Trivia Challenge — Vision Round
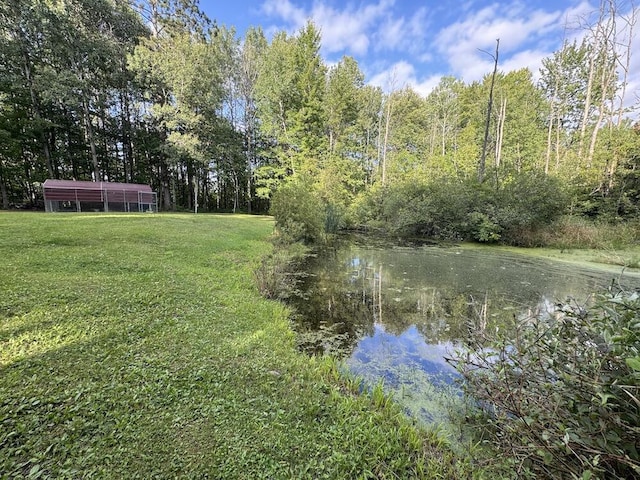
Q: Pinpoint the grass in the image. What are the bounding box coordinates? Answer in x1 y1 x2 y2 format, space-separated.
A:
0 212 475 479
497 216 640 272
510 216 640 267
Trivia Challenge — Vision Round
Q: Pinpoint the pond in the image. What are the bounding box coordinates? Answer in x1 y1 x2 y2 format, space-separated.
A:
286 236 640 436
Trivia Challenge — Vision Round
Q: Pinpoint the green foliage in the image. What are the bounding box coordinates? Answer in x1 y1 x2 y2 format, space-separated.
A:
452 288 640 479
348 183 386 228
270 175 327 244
254 241 309 300
1 0 638 224
467 211 502 242
377 173 568 244
494 172 569 243
520 215 640 251
255 21 327 179
381 177 470 239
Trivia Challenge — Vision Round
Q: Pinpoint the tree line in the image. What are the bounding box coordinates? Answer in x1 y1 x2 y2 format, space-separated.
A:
1 0 639 225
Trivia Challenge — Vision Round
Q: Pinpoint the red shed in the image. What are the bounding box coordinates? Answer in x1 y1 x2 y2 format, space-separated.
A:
43 180 157 213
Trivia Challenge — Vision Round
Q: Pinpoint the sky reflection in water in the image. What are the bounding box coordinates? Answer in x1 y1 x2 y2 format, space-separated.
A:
347 324 458 386
289 241 640 428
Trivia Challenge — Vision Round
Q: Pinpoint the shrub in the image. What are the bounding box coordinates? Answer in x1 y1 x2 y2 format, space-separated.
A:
378 173 568 244
467 211 502 242
381 178 474 239
451 288 640 479
348 183 386 229
496 173 569 244
270 175 327 244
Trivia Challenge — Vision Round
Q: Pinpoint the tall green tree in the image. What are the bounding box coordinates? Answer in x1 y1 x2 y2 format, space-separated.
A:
0 0 146 203
325 56 363 155
255 21 326 196
129 0 220 209
1 0 60 181
319 56 369 218
492 69 547 179
425 76 465 176
237 27 267 212
384 87 429 184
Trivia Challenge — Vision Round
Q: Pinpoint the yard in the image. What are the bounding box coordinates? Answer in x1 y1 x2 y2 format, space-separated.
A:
0 213 468 479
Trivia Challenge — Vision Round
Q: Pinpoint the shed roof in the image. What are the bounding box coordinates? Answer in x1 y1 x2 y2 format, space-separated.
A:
43 179 152 193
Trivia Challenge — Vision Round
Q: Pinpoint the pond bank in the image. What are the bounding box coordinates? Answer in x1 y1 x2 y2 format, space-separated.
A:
496 243 640 271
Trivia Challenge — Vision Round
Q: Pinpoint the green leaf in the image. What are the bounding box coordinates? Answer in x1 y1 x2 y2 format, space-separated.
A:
625 357 640 372
28 464 41 478
597 392 616 406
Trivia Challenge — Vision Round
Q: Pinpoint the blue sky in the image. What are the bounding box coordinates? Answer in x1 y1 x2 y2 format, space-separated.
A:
200 0 639 97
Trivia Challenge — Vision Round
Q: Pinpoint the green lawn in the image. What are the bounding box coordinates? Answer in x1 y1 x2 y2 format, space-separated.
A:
0 212 470 479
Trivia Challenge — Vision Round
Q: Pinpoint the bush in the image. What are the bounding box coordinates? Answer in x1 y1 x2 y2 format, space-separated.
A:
378 173 568 244
381 178 474 239
270 175 327 244
451 288 640 479
348 183 386 229
496 173 569 244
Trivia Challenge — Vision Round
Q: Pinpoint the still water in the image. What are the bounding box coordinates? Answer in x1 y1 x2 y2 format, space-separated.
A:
287 237 640 430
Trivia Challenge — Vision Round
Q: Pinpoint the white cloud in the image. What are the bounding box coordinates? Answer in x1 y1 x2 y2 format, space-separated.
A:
311 1 390 56
500 48 552 81
378 17 405 51
373 5 432 55
257 0 640 114
260 0 306 28
433 3 567 82
369 61 442 96
260 0 395 56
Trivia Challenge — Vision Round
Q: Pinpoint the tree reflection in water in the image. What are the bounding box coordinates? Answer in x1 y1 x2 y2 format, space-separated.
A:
285 237 640 431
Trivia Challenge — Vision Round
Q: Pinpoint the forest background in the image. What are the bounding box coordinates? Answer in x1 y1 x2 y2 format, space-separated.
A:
1 0 639 244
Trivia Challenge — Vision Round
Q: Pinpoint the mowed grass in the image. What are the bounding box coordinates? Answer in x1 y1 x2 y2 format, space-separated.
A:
0 212 469 479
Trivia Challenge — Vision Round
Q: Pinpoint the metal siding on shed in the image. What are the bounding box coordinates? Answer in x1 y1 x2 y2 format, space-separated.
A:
43 180 155 207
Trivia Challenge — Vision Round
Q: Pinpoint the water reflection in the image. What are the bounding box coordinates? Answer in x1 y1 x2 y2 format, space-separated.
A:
348 324 458 386
287 238 640 429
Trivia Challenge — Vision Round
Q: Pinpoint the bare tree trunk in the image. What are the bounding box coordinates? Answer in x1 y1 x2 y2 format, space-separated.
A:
495 97 506 169
376 103 383 180
479 39 499 183
587 55 616 168
120 90 135 183
0 161 9 209
233 171 239 213
578 51 596 159
82 96 100 181
616 5 636 125
21 51 54 178
545 39 565 175
545 114 553 175
608 2 637 190
193 171 199 214
381 93 392 186
428 121 436 156
160 163 171 210
202 174 209 211
587 1 617 169
555 119 561 171
578 1 612 159
244 105 255 213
